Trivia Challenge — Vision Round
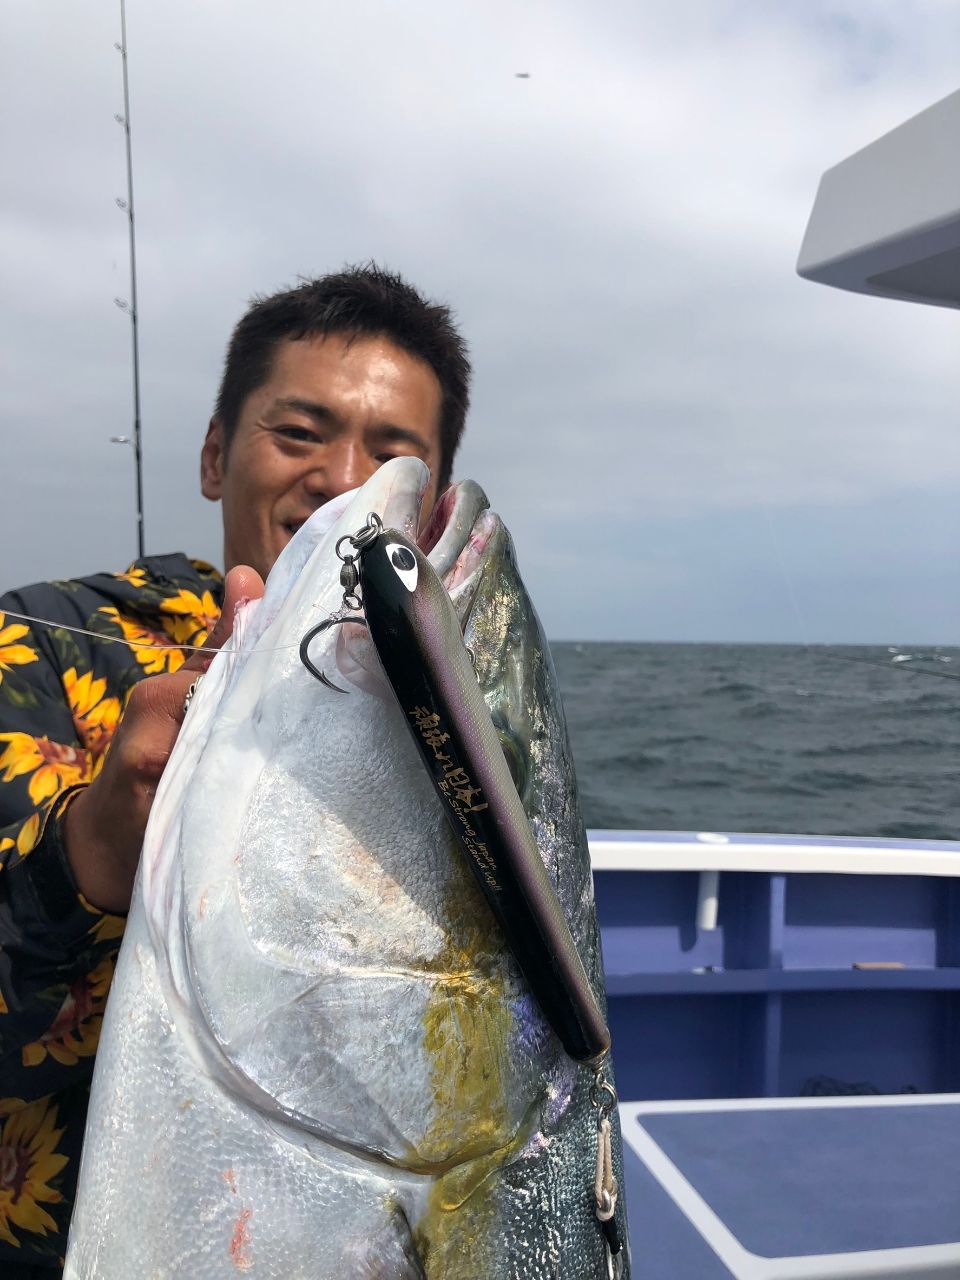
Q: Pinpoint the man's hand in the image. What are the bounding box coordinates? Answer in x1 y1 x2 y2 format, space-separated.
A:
63 566 265 914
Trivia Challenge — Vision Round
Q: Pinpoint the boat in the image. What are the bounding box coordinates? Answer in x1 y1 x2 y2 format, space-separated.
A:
591 831 960 1102
609 87 960 1276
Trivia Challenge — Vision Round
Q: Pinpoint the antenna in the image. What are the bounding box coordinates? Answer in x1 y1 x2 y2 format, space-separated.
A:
114 0 145 559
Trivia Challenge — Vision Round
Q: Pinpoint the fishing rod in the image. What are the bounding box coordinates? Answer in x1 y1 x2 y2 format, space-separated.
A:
112 0 145 559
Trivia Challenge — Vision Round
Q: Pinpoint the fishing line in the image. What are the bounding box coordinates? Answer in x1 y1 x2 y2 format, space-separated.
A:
759 501 811 648
0 609 302 656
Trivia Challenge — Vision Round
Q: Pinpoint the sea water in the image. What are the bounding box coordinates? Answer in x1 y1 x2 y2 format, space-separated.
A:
552 643 959 840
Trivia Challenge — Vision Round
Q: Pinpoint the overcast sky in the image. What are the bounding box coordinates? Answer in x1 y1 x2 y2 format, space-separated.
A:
2 0 958 642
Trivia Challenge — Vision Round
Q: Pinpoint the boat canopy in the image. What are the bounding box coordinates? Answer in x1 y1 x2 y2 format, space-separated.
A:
797 88 960 309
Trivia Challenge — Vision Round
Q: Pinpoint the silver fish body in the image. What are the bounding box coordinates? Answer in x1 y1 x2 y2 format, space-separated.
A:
64 458 628 1279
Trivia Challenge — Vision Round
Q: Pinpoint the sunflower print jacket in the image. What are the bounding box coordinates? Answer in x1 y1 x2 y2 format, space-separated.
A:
0 554 222 1275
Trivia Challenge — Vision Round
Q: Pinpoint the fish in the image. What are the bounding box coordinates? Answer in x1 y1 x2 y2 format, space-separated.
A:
64 456 629 1278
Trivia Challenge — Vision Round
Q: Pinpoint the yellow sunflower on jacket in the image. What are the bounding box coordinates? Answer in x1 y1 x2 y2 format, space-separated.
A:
0 553 222 1271
0 1096 69 1250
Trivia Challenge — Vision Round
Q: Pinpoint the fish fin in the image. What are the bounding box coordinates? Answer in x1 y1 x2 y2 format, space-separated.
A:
344 1202 427 1280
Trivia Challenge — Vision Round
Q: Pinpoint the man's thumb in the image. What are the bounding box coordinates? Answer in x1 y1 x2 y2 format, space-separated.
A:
181 565 266 674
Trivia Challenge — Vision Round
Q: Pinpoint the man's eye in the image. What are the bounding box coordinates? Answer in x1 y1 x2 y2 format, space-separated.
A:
275 426 321 444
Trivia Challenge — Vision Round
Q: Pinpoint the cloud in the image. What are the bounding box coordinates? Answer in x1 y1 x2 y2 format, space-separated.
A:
2 0 958 640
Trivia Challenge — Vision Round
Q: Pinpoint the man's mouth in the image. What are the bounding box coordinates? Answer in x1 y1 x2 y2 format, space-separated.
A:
281 519 307 540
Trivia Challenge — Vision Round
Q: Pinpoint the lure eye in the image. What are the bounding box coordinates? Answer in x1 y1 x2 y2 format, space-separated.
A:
386 541 419 592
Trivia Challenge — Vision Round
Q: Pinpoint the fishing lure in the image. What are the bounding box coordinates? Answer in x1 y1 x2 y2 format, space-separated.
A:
302 513 610 1064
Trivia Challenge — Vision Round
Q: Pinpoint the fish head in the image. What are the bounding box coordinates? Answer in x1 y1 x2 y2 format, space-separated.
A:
295 466 493 696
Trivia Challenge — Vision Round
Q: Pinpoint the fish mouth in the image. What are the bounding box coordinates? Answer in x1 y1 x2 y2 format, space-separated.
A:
326 465 504 619
417 484 458 554
292 461 497 696
329 461 493 580
416 479 493 585
275 461 492 587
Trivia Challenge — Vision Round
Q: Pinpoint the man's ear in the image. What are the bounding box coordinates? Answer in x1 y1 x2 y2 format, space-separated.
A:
200 418 226 500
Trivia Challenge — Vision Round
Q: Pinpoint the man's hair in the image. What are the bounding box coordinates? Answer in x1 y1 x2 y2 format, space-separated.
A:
214 264 470 490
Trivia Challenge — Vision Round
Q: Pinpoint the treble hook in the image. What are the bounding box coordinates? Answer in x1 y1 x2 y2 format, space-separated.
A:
299 614 368 694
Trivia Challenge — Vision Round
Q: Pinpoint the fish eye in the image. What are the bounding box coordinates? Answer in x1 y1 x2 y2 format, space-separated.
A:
386 541 418 591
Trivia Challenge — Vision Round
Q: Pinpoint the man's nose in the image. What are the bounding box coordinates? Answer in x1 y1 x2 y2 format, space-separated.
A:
309 438 377 498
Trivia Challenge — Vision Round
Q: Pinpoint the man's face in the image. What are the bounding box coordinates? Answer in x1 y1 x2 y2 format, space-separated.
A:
201 332 444 580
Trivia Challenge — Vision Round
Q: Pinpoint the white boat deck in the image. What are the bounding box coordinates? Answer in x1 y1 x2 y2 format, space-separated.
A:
620 1093 960 1277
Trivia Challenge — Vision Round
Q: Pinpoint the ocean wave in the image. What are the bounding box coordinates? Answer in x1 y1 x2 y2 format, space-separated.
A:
794 738 943 759
554 642 958 840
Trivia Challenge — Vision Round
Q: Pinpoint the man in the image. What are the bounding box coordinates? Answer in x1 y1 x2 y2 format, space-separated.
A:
0 264 470 1272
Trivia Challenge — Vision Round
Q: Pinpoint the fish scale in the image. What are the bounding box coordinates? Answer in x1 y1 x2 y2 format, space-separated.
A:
64 458 629 1278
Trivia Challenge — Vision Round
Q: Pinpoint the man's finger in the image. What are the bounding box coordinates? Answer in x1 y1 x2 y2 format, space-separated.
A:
181 565 266 674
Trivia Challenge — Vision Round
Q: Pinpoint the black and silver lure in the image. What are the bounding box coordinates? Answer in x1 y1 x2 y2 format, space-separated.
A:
300 513 611 1067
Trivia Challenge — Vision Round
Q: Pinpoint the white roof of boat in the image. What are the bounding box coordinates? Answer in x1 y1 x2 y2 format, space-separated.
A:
588 830 960 877
797 88 960 308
